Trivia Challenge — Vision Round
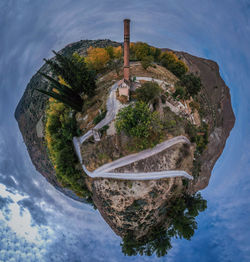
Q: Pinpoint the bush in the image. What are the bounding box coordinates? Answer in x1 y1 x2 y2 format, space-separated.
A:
173 85 186 100
135 81 162 103
179 73 202 97
121 193 207 257
160 51 188 78
141 56 154 69
130 42 161 62
93 110 107 125
85 46 110 71
45 99 91 199
115 101 163 148
131 42 151 60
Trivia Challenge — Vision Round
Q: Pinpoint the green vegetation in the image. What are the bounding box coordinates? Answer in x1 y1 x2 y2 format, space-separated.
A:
36 51 96 111
86 46 122 72
130 42 188 77
130 42 161 62
141 56 154 69
185 122 208 153
173 85 186 100
135 82 162 103
160 51 188 78
115 102 163 149
93 110 107 125
121 193 207 257
45 99 92 200
180 73 202 97
173 73 202 99
185 122 209 179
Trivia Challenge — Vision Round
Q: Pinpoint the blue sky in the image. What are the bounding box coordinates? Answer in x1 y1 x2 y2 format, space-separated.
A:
0 0 250 261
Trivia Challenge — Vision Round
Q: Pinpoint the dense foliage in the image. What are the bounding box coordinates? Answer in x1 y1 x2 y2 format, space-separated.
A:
121 193 207 257
45 99 91 199
130 42 161 62
130 42 188 78
37 51 97 111
135 81 162 103
160 51 188 78
115 102 163 149
86 46 122 72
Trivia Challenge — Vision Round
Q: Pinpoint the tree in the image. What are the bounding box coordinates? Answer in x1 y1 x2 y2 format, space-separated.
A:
135 81 162 103
44 99 93 200
113 46 122 59
37 51 97 111
133 42 151 60
44 50 96 97
121 193 207 257
115 101 162 149
179 73 202 97
85 46 110 71
141 56 154 70
35 88 82 112
107 58 123 76
115 101 162 139
160 51 188 78
173 85 186 100
105 46 114 59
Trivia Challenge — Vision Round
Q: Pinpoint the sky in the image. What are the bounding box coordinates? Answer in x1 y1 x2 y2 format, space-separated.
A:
0 0 250 261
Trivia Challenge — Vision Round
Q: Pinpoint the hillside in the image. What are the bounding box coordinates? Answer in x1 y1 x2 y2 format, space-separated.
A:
14 39 235 255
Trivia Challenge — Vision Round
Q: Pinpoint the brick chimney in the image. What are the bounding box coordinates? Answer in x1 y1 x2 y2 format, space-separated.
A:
123 19 130 82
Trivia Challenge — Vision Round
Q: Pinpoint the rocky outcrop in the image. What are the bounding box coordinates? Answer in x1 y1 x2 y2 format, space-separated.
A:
174 51 235 192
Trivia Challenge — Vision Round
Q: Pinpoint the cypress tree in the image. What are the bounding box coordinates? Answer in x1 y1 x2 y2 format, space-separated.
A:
36 88 82 111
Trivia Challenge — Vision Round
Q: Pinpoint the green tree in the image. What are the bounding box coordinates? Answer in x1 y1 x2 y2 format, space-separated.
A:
45 50 96 97
141 55 154 70
121 193 207 257
173 85 186 100
133 42 151 60
179 73 202 97
135 81 162 103
115 101 162 139
160 51 188 78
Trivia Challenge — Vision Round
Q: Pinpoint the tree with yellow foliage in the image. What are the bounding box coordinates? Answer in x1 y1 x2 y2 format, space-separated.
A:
85 46 110 71
160 51 188 78
113 46 122 59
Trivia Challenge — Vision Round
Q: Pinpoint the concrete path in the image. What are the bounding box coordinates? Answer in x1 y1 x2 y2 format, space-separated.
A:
73 78 193 181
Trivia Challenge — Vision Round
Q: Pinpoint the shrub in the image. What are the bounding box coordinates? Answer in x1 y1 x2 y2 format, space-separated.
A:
93 110 107 125
45 99 91 199
130 42 161 61
160 51 188 78
173 85 186 100
135 81 162 103
179 73 202 97
115 101 163 148
141 56 154 69
85 46 110 71
121 193 207 257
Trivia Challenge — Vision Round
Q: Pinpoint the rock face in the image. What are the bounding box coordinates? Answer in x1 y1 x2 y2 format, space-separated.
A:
15 40 235 238
174 51 235 192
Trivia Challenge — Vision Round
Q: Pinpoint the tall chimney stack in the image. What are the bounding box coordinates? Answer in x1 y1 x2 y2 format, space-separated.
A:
123 19 130 82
